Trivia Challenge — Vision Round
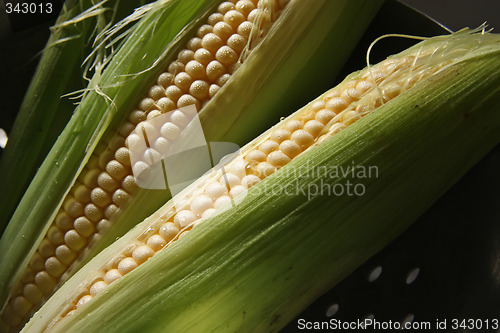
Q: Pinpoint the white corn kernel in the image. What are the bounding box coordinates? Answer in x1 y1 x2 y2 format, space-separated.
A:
189 80 210 100
63 197 84 218
106 160 128 180
23 284 43 305
206 60 226 82
267 150 291 167
190 195 214 216
214 196 232 209
11 296 32 317
177 94 200 110
84 203 103 222
96 219 112 234
219 172 240 188
208 13 224 25
132 245 155 264
245 149 266 163
104 204 118 220
55 211 73 231
90 188 112 208
256 162 276 178
224 10 245 29
237 21 252 39
45 257 66 278
229 185 246 197
74 217 95 238
259 140 279 154
227 34 247 53
315 109 336 125
310 100 325 112
170 110 191 128
304 120 325 137
97 172 119 192
241 174 261 188
325 97 349 113
174 72 193 91
194 48 214 66
89 281 108 297
55 245 77 265
103 269 122 284
235 0 255 15
117 257 138 275
202 33 224 53
47 226 64 245
166 85 183 102
202 208 216 220
76 295 92 309
270 129 291 143
174 210 197 228
112 189 130 206
159 222 180 242
213 21 234 41
34 271 56 294
38 239 55 259
74 184 91 204
147 234 167 251
186 37 202 51
64 230 87 251
29 253 44 271
206 182 229 199
218 1 235 14
157 72 174 88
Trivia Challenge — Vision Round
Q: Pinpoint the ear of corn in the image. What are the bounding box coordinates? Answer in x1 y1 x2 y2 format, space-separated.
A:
22 29 500 332
0 0 384 330
84 0 385 262
0 0 149 233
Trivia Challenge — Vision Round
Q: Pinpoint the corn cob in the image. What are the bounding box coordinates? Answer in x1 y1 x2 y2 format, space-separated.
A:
0 0 384 331
23 29 500 332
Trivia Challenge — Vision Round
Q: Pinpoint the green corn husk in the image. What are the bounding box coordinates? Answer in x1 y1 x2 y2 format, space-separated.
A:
0 0 149 233
0 0 384 328
24 30 500 332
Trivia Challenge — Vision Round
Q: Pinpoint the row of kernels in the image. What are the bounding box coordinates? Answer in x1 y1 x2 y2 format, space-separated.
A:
74 220 182 309
7 139 133 320
243 90 358 177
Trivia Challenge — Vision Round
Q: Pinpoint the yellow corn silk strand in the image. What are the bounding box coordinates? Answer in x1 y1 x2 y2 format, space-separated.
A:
0 0 289 331
52 33 463 326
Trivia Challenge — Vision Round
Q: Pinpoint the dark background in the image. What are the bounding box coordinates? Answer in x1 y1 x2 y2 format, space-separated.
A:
402 0 500 31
